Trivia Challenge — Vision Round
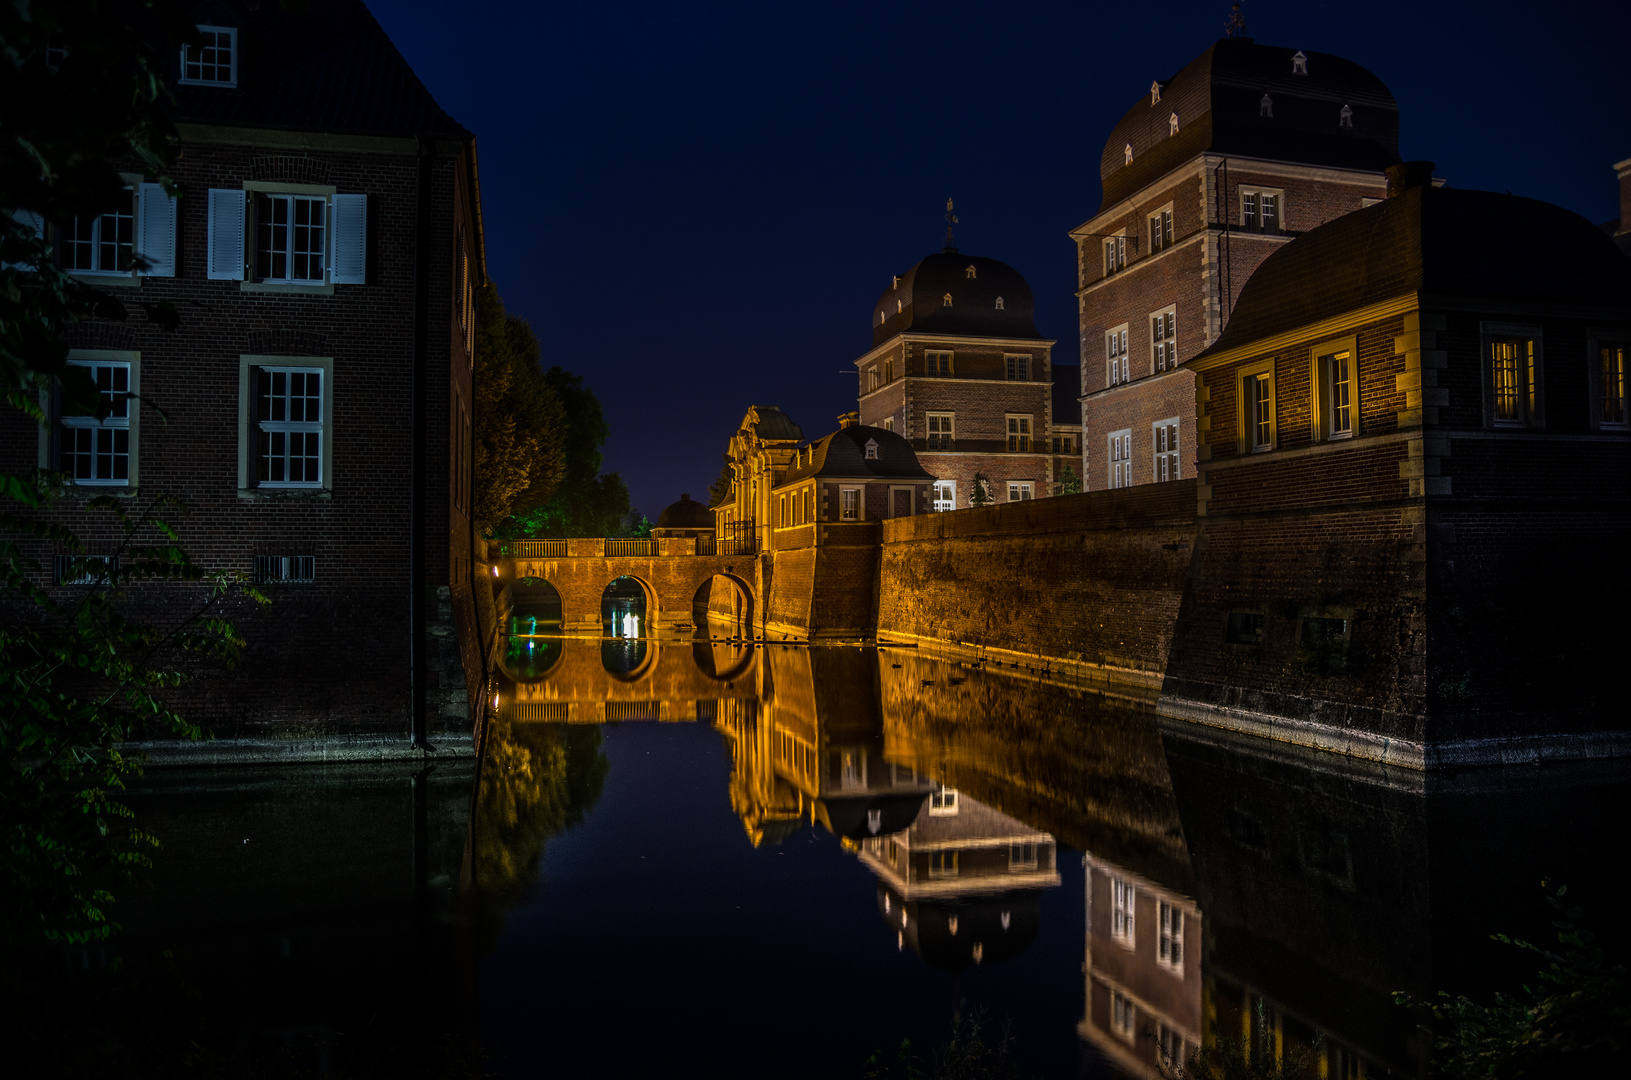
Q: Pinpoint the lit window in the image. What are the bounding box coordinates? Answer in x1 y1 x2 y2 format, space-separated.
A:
1111 877 1135 944
1151 309 1177 370
1153 418 1179 481
1241 188 1282 233
1318 348 1356 439
1106 325 1130 386
1158 901 1184 972
1103 235 1126 275
1489 334 1541 428
59 360 132 486
926 350 953 375
1243 369 1274 451
254 194 326 283
1005 356 1030 381
932 480 956 511
180 26 238 87
881 417 893 433
942 292 952 307
1007 481 1033 501
1006 415 1031 452
926 412 954 450
1599 341 1628 428
1149 208 1173 253
929 851 959 877
840 487 860 521
1108 429 1133 488
254 556 316 585
61 191 134 275
255 367 324 487
929 785 958 815
1158 1026 1185 1071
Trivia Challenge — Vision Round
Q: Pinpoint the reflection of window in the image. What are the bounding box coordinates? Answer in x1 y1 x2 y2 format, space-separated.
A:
926 412 954 450
929 851 959 877
1006 415 1031 452
1109 429 1132 488
59 360 132 486
1158 1025 1185 1070
929 786 958 815
932 480 956 512
1158 902 1184 972
1009 842 1037 869
840 487 860 521
1111 992 1135 1040
1111 877 1135 944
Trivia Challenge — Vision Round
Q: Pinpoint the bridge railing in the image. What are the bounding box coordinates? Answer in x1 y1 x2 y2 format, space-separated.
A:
604 538 658 557
698 536 756 556
501 539 568 559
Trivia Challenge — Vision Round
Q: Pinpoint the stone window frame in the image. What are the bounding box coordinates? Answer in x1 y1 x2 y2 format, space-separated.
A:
1148 203 1175 254
1150 305 1177 373
1004 354 1032 381
1103 232 1127 276
1480 321 1545 429
1308 334 1359 442
1238 358 1277 453
1586 329 1628 431
1239 185 1285 234
925 350 954 376
888 484 918 517
1152 416 1180 481
1110 876 1136 947
179 25 238 88
1005 480 1034 502
1005 413 1032 452
839 485 862 521
1157 900 1185 975
1111 992 1136 1041
41 350 142 490
931 479 956 511
1106 323 1130 386
237 354 334 495
1108 427 1133 488
925 411 954 450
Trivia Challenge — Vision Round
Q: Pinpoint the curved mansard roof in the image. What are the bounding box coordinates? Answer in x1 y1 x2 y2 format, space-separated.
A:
871 252 1044 346
779 425 933 486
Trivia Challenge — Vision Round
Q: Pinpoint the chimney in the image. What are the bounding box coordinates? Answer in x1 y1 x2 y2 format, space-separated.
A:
1385 160 1436 198
837 411 859 429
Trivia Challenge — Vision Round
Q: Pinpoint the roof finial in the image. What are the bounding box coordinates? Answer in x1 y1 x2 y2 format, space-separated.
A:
1224 1 1248 38
943 197 959 253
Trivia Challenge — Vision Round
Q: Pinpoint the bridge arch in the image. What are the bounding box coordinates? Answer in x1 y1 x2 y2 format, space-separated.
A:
693 572 755 638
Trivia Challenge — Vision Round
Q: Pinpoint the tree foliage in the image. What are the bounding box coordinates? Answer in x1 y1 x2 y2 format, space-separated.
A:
471 285 566 533
497 367 631 538
968 472 994 507
1055 463 1081 496
706 453 734 508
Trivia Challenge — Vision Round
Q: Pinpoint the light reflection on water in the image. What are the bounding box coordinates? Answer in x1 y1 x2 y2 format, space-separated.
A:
102 630 1630 1078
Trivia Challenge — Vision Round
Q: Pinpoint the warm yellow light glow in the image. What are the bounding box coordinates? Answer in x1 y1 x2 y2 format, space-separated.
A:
492 693 500 709
491 565 499 577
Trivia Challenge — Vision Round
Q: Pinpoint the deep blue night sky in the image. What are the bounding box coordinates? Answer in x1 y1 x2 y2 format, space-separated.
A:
369 0 1630 518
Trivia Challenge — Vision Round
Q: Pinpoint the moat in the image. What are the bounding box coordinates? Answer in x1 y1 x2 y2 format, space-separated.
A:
86 632 1629 1077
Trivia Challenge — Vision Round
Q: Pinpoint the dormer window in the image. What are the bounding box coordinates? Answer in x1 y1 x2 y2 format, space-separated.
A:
995 297 1005 310
965 265 977 279
1169 111 1180 136
1339 104 1353 129
180 26 238 87
1124 143 1134 165
1150 80 1161 105
896 298 903 313
942 293 952 307
864 439 879 460
1259 94 1273 118
1292 51 1308 76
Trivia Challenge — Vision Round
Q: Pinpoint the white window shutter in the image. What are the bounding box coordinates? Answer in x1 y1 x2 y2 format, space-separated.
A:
329 194 367 284
207 188 245 280
136 182 177 277
4 208 46 270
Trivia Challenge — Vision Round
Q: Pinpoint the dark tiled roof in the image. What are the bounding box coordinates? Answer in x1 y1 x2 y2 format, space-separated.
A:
165 0 469 138
656 495 713 529
742 406 803 443
780 426 933 486
1050 365 1081 426
1200 185 1631 358
1099 38 1399 211
872 253 1045 347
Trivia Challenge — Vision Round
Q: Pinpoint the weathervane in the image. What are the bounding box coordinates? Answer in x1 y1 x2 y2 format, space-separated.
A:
943 197 959 252
1224 2 1248 38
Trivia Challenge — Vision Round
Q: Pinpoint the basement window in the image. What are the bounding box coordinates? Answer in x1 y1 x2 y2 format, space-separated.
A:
1224 611 1263 644
54 554 118 586
255 555 316 584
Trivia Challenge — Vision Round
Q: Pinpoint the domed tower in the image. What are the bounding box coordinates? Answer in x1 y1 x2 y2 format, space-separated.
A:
650 493 714 539
1070 37 1402 496
855 246 1058 509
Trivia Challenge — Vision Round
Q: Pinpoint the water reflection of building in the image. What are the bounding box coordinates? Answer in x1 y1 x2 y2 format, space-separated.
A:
860 789 1060 972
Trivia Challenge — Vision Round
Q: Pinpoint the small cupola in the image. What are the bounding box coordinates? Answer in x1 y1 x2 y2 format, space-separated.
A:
837 411 859 429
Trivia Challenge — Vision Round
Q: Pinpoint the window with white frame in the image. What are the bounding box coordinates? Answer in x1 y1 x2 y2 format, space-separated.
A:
840 487 860 521
1598 340 1628 428
254 194 325 283
1005 355 1030 381
1153 418 1179 481
1111 877 1135 944
254 556 316 585
1006 415 1031 452
1007 481 1033 502
1106 325 1130 385
1486 329 1542 428
180 26 238 87
61 191 133 275
1149 207 1173 253
1242 364 1275 451
994 296 1005 310
59 360 133 485
1158 901 1184 972
1108 429 1133 488
1317 347 1357 439
254 367 324 487
929 786 958 815
932 480 956 511
864 439 879 460
867 367 879 393
925 350 953 376
926 412 954 450
1111 993 1135 1041
1241 187 1283 234
929 851 959 877
1103 235 1126 276
208 188 365 285
1151 308 1177 371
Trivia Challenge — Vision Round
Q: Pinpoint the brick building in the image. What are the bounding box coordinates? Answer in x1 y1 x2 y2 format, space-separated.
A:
2 1 484 748
1072 38 1400 497
855 250 1057 507
1162 162 1631 764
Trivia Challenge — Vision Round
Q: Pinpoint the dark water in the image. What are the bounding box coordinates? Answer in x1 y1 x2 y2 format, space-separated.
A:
72 635 1631 1078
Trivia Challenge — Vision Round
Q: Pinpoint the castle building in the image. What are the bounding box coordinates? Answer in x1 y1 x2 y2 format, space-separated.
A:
2 1 484 747
855 250 1057 507
1073 38 1401 496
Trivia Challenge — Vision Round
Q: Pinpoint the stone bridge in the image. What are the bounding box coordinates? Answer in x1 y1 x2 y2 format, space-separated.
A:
492 537 760 635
